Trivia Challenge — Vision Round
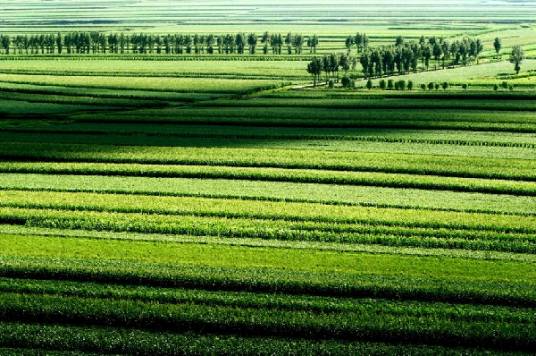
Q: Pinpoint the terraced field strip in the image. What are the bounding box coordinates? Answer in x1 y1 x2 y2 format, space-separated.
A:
2 143 534 180
4 123 536 147
71 106 536 132
0 189 535 253
0 161 535 196
0 74 288 94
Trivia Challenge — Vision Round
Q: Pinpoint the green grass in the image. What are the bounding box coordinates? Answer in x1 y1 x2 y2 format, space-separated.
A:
0 59 309 79
0 73 286 94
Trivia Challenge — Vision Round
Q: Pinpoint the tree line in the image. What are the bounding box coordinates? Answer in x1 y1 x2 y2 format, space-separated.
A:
358 36 485 78
307 36 486 86
0 32 320 55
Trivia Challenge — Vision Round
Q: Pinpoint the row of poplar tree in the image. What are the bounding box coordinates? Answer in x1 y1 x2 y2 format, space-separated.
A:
307 35 487 84
0 32 320 55
358 36 485 78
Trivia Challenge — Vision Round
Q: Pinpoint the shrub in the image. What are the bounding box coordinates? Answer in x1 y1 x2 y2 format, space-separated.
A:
366 79 373 90
428 82 435 90
462 83 468 90
442 82 449 90
493 84 499 91
434 83 440 90
387 79 394 90
420 84 427 90
379 79 387 90
407 81 414 91
509 85 514 91
341 76 354 89
398 80 406 91
501 81 508 89
328 80 335 89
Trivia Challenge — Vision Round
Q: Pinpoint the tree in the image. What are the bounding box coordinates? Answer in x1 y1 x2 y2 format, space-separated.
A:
359 53 370 78
420 83 426 90
387 79 394 90
432 43 443 69
423 46 432 70
292 34 304 54
407 80 414 91
354 33 363 53
476 39 484 63
442 82 449 90
307 57 323 86
247 33 257 54
285 33 293 54
494 37 502 58
235 33 245 54
366 79 373 90
261 32 270 54
441 40 450 68
56 33 63 54
428 82 435 90
339 54 351 75
310 35 319 54
206 34 215 54
328 53 340 81
510 46 524 74
345 36 354 53
1 35 10 54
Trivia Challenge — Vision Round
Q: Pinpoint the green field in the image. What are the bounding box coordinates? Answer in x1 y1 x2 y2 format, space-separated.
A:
1 1 536 354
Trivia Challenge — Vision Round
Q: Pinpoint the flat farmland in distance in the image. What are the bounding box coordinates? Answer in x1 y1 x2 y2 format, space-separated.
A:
0 0 536 354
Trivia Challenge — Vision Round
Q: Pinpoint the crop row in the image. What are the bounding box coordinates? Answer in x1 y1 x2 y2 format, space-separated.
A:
4 122 536 149
74 107 536 132
0 75 286 94
1 143 534 181
0 82 223 101
265 90 536 100
5 223 536 264
6 132 534 160
97 106 536 124
1 190 534 233
4 277 534 322
1 237 535 306
0 69 306 81
4 132 536 163
1 207 535 252
0 290 533 351
1 162 535 196
2 173 534 215
0 91 165 108
206 97 536 111
0 321 476 356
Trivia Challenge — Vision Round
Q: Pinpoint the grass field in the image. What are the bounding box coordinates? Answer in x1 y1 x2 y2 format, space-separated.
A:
1 1 536 354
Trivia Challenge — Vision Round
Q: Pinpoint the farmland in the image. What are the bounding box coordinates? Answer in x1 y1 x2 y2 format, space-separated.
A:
1 0 536 354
